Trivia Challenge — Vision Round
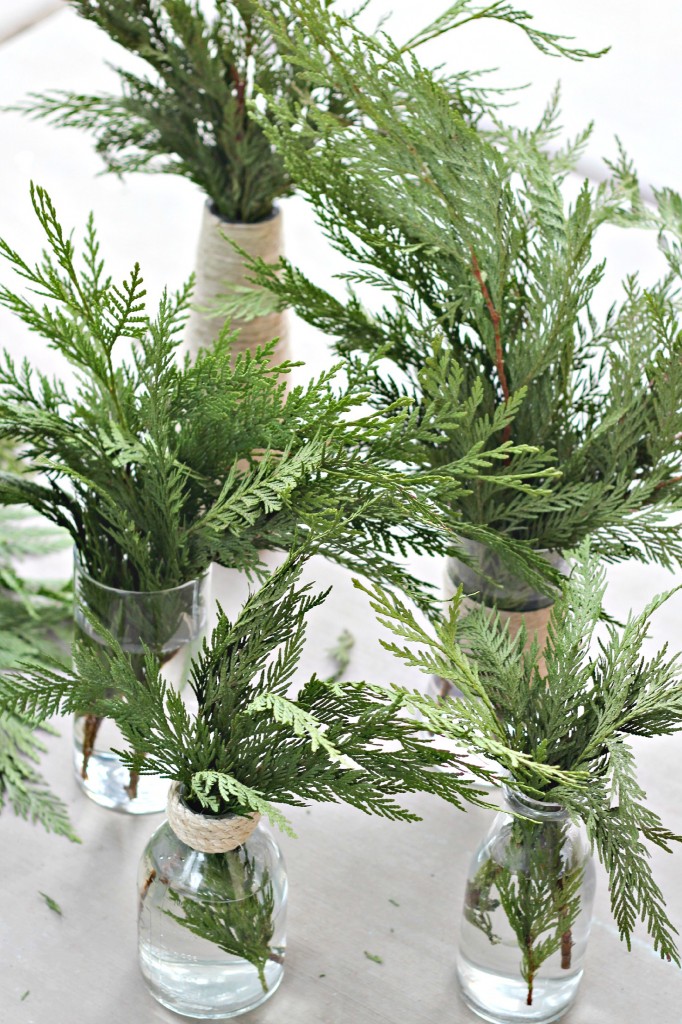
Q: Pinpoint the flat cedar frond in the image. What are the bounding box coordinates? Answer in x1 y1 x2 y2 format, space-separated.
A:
233 3 682 568
11 0 360 222
400 2 607 61
0 185 529 605
372 541 682 965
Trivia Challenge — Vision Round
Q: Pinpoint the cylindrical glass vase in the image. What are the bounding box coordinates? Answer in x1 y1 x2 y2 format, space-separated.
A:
138 785 287 1019
73 558 210 814
432 539 567 699
457 788 596 1024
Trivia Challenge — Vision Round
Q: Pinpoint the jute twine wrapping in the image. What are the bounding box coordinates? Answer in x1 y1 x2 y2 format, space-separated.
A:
185 201 288 363
167 783 261 853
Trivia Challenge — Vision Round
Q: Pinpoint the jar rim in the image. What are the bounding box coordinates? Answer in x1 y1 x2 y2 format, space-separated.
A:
503 785 568 820
73 548 211 598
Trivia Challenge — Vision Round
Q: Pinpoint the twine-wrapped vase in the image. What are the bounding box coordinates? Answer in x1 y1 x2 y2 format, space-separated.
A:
138 784 287 1019
185 201 288 364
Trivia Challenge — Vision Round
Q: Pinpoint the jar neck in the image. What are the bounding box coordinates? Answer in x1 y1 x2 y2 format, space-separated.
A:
503 786 568 823
167 783 261 854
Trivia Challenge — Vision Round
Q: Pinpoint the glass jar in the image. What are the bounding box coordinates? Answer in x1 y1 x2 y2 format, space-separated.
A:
73 556 210 814
138 786 287 1019
457 788 596 1024
431 539 567 699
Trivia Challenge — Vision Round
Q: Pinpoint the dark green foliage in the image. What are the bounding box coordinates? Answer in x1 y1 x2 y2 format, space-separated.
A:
465 813 584 1004
1 552 519 833
14 1 603 222
15 0 356 222
0 185 562 606
362 543 682 965
235 2 682 567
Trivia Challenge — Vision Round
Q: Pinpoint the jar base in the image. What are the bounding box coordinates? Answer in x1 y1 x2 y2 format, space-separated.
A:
72 743 168 815
140 945 285 1019
457 955 582 1024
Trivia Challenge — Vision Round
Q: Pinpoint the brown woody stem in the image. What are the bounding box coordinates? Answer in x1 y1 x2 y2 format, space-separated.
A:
81 714 103 780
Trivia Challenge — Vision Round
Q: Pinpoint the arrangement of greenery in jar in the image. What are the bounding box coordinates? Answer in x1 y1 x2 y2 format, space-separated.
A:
233 1 682 644
0 183 552 810
0 550 569 1018
359 543 682 1022
11 0 604 357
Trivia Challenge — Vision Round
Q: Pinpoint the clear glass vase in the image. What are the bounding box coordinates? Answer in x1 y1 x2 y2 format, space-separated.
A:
432 539 567 699
72 557 210 814
138 791 287 1019
457 788 596 1024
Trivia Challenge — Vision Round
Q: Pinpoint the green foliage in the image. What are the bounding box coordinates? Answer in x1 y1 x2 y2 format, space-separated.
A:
465 812 585 1005
0 464 75 839
0 437 71 666
39 891 63 915
327 628 354 682
366 543 682 966
14 0 357 222
2 552 516 835
399 2 607 61
0 185 564 606
0 510 71 669
14 1 602 222
0 712 76 840
236 3 682 567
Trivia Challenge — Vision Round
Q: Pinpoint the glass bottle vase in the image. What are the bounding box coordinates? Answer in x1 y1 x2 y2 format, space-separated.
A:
432 539 567 699
457 788 596 1024
138 785 287 1019
72 557 210 814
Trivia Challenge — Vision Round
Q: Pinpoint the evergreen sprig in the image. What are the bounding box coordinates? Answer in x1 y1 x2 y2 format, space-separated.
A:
11 0 357 222
362 543 682 967
162 848 281 991
0 185 561 606
0 551 542 834
234 3 682 567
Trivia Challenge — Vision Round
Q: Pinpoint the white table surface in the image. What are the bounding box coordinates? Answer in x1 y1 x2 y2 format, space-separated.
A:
0 5 681 1023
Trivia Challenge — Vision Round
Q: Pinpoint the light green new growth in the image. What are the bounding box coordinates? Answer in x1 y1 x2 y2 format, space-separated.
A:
364 543 682 968
235 1 682 569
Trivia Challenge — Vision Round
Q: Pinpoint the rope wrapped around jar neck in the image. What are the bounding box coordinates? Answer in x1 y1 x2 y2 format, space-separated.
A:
167 782 261 853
